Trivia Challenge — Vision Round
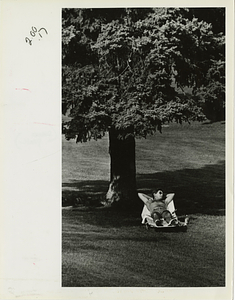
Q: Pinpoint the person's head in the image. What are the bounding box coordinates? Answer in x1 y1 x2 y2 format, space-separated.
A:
152 189 164 200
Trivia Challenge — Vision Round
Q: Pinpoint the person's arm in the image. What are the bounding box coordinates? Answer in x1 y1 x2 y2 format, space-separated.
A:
165 193 175 206
138 193 152 205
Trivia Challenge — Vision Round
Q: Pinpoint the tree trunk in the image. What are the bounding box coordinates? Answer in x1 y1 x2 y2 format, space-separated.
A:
105 128 138 208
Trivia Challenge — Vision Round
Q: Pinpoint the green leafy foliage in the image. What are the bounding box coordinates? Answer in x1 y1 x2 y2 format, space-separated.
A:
62 8 225 142
196 60 225 121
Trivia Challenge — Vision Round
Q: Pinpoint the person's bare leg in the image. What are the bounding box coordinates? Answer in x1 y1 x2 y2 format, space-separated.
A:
152 212 162 226
162 210 172 223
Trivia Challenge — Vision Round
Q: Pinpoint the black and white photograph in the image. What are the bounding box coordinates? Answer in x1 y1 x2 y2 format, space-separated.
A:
62 7 228 287
1 1 233 299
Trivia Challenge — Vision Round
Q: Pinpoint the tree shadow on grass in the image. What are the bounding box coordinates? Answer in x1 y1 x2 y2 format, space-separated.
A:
137 160 225 216
62 180 108 207
62 160 225 216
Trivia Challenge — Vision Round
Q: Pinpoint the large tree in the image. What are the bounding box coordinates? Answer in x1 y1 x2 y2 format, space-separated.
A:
62 8 225 207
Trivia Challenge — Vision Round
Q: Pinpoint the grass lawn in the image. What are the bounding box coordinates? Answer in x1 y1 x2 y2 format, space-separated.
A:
62 121 226 287
63 121 225 214
62 211 225 287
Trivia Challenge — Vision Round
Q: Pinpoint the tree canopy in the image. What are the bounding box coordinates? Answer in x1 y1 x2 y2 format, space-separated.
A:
62 8 225 142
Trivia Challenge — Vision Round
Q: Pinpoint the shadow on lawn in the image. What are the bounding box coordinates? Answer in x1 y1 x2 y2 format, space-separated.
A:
62 160 225 216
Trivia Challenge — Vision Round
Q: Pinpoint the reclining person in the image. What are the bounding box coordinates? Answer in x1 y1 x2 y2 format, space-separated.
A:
142 189 176 226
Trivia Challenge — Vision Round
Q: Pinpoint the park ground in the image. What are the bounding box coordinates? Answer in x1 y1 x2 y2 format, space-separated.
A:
62 121 226 287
